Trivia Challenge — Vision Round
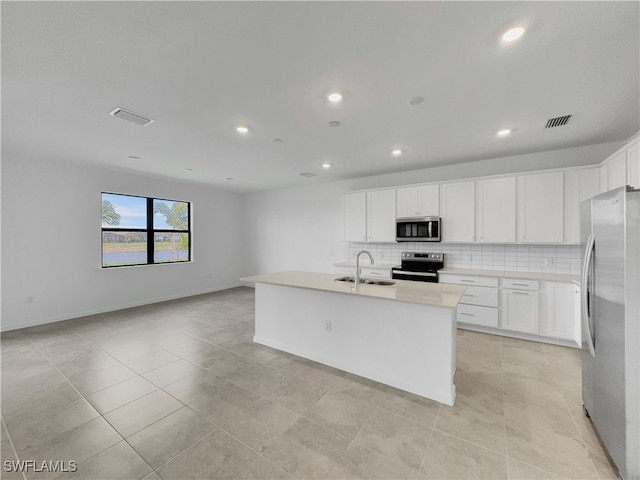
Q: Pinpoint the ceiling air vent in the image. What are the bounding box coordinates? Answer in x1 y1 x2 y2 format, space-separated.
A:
544 115 572 129
299 172 316 178
109 107 155 126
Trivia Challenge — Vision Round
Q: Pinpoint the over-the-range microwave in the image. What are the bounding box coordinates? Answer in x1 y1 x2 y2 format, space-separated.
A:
396 216 441 242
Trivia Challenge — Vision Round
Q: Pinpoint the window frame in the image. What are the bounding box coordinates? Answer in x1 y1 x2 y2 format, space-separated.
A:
101 192 191 268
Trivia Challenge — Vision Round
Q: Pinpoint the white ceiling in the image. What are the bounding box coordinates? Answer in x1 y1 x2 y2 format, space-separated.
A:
2 1 639 193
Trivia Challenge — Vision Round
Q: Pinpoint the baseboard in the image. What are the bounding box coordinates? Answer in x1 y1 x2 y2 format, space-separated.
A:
1 282 243 332
254 335 456 406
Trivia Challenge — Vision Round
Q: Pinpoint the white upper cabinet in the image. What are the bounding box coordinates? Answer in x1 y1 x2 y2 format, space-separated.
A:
598 136 639 193
627 142 639 189
607 150 627 190
367 189 397 242
564 168 600 244
396 185 439 218
440 181 475 242
342 192 367 242
476 177 515 243
517 172 564 243
342 190 396 243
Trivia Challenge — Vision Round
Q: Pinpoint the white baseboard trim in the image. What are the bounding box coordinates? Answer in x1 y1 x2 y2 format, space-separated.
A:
254 335 456 406
1 282 243 332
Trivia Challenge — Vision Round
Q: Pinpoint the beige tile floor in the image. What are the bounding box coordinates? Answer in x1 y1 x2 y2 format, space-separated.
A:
1 287 618 480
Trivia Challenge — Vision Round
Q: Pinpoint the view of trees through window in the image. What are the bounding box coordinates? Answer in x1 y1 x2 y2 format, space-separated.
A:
101 193 191 267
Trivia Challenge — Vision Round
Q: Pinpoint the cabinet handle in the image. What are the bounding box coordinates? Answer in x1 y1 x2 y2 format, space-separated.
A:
460 312 475 317
512 291 529 295
511 283 530 287
460 279 475 283
462 294 475 297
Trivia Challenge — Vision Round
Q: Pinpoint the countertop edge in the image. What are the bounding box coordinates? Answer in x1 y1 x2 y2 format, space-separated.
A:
241 271 466 309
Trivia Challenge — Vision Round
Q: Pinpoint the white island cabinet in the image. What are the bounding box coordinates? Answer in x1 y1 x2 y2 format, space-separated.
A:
241 271 465 405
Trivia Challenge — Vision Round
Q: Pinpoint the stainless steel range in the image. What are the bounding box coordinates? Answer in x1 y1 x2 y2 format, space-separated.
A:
391 252 444 283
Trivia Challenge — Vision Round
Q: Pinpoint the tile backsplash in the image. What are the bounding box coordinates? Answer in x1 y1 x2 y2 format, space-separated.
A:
345 242 582 275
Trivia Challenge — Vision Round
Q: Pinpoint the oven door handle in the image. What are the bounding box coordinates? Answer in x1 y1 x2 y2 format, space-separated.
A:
392 271 437 277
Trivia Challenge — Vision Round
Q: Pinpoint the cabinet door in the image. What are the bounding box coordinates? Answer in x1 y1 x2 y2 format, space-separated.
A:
544 282 579 341
564 168 600 244
627 142 639 189
600 163 609 193
396 187 419 218
367 190 396 242
608 150 627 190
418 185 440 216
477 177 515 243
342 192 366 242
502 289 539 333
440 181 475 242
397 185 439 217
517 172 564 243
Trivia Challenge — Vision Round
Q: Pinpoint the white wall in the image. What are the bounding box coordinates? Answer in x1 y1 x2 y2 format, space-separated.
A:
1 156 244 332
242 141 623 277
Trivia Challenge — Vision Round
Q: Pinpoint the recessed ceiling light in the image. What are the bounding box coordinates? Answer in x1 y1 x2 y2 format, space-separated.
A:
392 149 403 157
328 121 341 128
128 155 140 160
322 162 332 169
497 129 512 137
501 26 526 43
327 92 343 103
235 124 249 133
408 96 424 106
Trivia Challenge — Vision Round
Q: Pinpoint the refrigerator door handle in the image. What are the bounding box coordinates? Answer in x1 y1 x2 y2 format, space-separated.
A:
581 234 596 357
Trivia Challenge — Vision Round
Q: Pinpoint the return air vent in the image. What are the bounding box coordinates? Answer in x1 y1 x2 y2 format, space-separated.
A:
544 115 572 129
299 172 316 178
109 107 155 126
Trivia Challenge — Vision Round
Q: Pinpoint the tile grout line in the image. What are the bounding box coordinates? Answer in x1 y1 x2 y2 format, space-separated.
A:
416 403 441 480
29 341 158 477
323 388 389 477
501 336 511 479
1 417 28 480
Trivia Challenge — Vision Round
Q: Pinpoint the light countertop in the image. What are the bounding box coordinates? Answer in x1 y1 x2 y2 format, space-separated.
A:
439 267 580 284
241 270 466 309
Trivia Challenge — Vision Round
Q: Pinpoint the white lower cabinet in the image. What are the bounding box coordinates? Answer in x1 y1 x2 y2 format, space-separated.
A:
501 288 540 334
543 282 580 343
440 272 580 347
333 266 392 279
457 304 498 328
439 274 499 328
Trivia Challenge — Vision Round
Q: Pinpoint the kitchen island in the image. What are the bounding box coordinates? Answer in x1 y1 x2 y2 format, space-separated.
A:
240 271 465 405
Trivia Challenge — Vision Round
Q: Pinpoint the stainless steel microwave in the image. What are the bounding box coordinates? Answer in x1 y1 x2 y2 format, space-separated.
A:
396 216 441 242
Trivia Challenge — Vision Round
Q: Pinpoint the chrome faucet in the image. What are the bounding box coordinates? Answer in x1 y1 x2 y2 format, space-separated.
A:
355 250 375 285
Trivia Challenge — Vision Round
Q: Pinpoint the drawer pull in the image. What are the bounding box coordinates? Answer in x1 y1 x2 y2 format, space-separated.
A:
460 312 475 317
512 291 529 295
460 280 475 283
511 283 531 287
462 294 475 297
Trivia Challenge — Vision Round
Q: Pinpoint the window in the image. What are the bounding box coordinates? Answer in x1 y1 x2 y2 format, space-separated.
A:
101 192 191 268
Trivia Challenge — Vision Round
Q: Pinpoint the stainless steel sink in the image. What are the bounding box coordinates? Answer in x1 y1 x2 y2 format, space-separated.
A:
334 276 395 286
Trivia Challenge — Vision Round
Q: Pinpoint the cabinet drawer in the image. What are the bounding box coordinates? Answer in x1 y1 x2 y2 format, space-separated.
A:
459 286 498 308
457 304 499 328
361 267 391 279
335 267 355 275
439 274 498 288
501 278 539 291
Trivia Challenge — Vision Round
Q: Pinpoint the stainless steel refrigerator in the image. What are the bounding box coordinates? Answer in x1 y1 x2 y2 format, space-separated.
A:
581 186 640 480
